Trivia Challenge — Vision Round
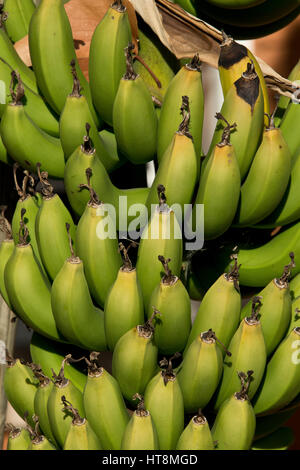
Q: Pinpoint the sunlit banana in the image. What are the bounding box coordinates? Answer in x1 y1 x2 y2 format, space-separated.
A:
146 255 191 355
51 223 107 351
104 241 144 351
83 352 130 450
157 53 204 168
214 297 267 410
75 168 122 308
212 370 256 450
121 393 159 450
144 354 184 450
89 0 131 126
28 0 98 124
176 410 215 450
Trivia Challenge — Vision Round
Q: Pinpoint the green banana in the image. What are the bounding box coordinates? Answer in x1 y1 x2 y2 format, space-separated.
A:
31 364 58 446
0 10 37 92
51 223 107 351
145 95 198 214
218 32 269 122
184 254 241 354
252 426 294 450
288 297 300 333
254 408 296 441
212 370 256 450
47 355 85 448
226 222 300 287
253 327 300 415
28 0 98 125
235 116 291 227
0 58 59 136
144 354 184 450
203 62 264 180
5 209 65 341
83 352 130 450
146 255 191 355
275 59 300 127
6 424 31 450
59 62 121 173
0 133 12 164
136 185 183 309
240 254 294 355
280 96 300 159
157 53 204 166
194 113 240 240
35 164 76 281
4 352 39 427
121 393 159 450
177 329 227 413
89 0 131 126
0 74 65 179
61 396 102 450
214 297 267 409
2 0 35 42
176 410 215 450
289 273 300 300
75 168 122 308
64 124 149 221
104 242 144 351
113 43 158 164
30 333 87 393
0 206 14 307
26 415 56 450
112 311 159 404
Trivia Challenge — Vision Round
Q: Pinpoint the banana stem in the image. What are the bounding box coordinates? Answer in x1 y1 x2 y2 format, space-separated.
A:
185 53 201 72
5 349 16 367
158 255 176 284
84 351 103 376
157 184 169 214
246 295 262 324
201 329 232 356
9 71 25 105
225 253 240 292
81 123 95 154
13 163 27 201
276 252 295 286
69 59 82 97
193 409 206 425
159 352 181 385
242 61 256 80
61 396 85 425
216 112 237 146
18 208 29 246
51 354 86 388
112 0 126 13
138 307 161 338
78 167 101 205
235 370 253 401
36 162 54 198
124 43 138 81
0 205 12 239
177 96 192 139
119 241 137 271
29 363 51 387
132 393 148 417
4 423 21 438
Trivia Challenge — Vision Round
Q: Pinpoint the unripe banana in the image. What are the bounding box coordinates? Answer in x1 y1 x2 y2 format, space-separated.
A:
2 0 35 42
275 58 300 127
136 185 183 309
5 209 64 341
145 96 198 214
0 58 59 136
26 415 56 450
254 407 296 441
83 352 130 450
31 364 58 447
89 0 131 126
6 424 31 450
112 43 158 164
35 164 76 281
0 134 11 165
253 327 300 415
112 312 159 404
4 352 39 427
144 354 184 450
214 297 267 410
176 410 215 450
288 298 300 334
0 206 14 308
240 254 294 356
146 255 191 355
193 113 240 240
251 426 294 450
203 62 264 180
225 222 300 287
61 396 102 450
0 10 37 92
104 242 144 351
30 333 87 393
157 53 204 167
234 115 291 227
212 370 256 450
64 124 149 221
184 254 241 354
121 393 159 450
75 168 122 308
218 32 269 122
51 223 107 351
28 0 98 125
47 355 85 448
0 74 65 179
279 97 300 159
178 330 227 413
